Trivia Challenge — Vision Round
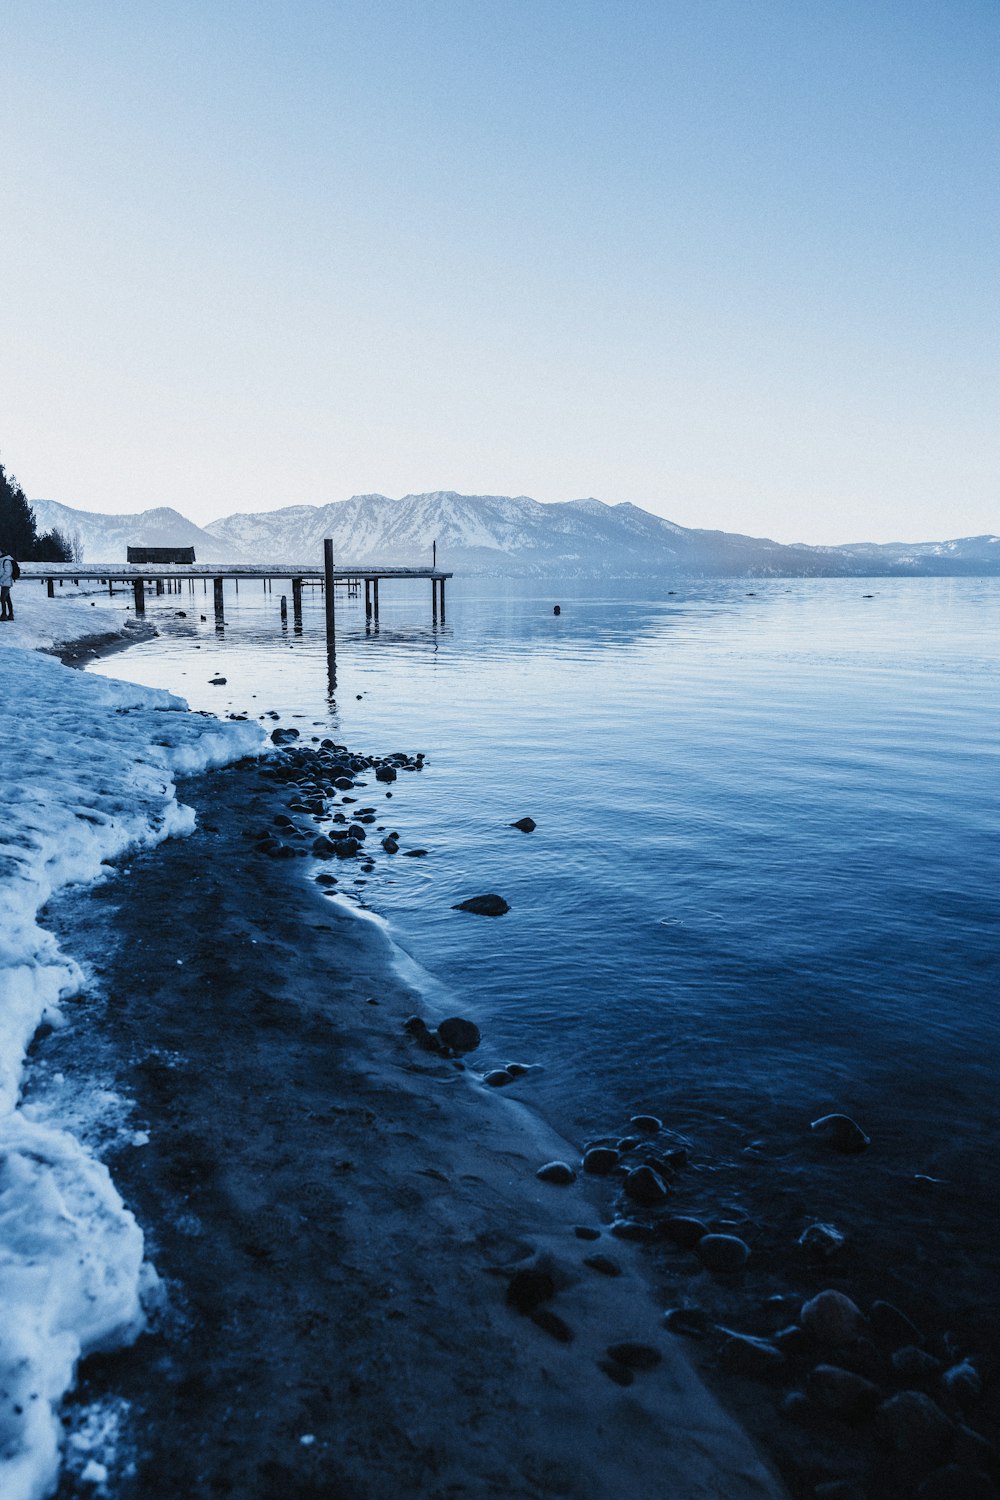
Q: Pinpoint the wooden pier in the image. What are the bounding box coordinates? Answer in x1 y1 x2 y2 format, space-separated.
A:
20 550 451 641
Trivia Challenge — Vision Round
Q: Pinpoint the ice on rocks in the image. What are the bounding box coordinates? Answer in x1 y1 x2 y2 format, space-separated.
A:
1 600 264 1497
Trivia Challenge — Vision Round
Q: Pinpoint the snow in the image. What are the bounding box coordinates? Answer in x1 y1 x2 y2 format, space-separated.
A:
0 590 264 1499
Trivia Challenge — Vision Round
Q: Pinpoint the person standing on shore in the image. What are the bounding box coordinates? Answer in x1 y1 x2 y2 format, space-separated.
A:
0 549 15 620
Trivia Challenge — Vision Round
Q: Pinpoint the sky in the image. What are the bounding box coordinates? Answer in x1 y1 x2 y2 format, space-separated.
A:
1 0 997 543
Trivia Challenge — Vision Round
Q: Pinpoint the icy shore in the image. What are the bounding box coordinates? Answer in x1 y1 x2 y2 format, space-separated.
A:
0 593 262 1500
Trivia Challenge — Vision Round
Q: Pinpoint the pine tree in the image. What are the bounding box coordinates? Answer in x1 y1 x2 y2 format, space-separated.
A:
0 456 73 561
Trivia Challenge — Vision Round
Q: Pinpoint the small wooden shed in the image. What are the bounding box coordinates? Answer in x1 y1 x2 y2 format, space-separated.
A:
126 546 196 564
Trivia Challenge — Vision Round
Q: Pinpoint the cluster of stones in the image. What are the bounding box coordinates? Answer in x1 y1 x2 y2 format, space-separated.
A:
251 737 426 875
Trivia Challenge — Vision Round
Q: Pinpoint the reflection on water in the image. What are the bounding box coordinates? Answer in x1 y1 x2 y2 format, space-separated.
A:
90 575 1000 1318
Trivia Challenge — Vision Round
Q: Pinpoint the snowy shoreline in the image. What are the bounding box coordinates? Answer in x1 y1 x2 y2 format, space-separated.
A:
0 592 262 1500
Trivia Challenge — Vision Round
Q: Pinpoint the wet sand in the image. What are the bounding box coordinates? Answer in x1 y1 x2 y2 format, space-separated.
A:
35 754 785 1500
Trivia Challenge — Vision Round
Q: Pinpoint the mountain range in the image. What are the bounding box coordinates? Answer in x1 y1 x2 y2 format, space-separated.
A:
31 493 1000 578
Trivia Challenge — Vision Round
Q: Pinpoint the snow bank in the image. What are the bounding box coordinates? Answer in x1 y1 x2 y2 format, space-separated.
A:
0 602 264 1499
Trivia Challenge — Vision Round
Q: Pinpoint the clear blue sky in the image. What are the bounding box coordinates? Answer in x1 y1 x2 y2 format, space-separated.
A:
2 0 997 541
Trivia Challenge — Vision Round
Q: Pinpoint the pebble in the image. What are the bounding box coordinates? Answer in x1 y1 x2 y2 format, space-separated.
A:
436 1017 481 1054
607 1342 662 1371
870 1299 922 1346
483 1069 515 1088
799 1222 847 1259
810 1113 871 1153
807 1364 880 1417
623 1165 670 1206
506 1268 555 1312
662 1216 709 1249
452 893 509 915
630 1114 662 1134
941 1359 982 1410
610 1219 658 1243
582 1255 622 1278
696 1234 750 1272
663 1307 710 1339
536 1161 576 1185
801 1290 865 1346
892 1346 942 1381
876 1390 954 1458
573 1226 601 1241
583 1147 619 1176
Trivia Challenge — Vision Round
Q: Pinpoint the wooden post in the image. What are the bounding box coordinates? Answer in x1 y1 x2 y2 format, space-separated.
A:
292 577 302 617
46 578 54 598
156 578 164 595
440 576 446 620
280 594 288 624
365 578 371 618
324 538 336 648
213 577 224 619
433 539 437 569
373 577 380 621
432 578 438 619
133 579 145 613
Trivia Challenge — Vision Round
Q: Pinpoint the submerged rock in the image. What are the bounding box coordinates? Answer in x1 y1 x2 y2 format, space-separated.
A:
436 1017 481 1054
453 893 509 916
630 1114 663 1134
623 1165 670 1207
810 1113 871 1153
662 1216 710 1249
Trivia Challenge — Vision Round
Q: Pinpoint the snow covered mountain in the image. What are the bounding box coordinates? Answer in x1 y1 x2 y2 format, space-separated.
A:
30 499 251 564
30 492 1000 577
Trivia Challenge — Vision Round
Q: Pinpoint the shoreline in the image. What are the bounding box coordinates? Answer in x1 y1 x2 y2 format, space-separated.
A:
37 751 786 1500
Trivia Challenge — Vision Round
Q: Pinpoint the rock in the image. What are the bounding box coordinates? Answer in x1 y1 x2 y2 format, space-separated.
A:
403 848 428 858
573 1226 601 1241
402 1016 443 1052
616 1135 642 1152
697 1234 750 1273
801 1290 866 1346
877 1391 953 1458
334 776 354 789
271 727 300 744
209 675 227 685
334 838 360 858
536 1161 576 1185
582 1147 619 1176
780 1391 812 1424
623 1165 670 1206
312 835 337 857
530 1308 573 1343
504 1062 531 1077
506 1268 555 1312
375 766 397 782
381 836 399 854
662 1216 710 1249
892 1346 942 1381
870 1300 923 1346
810 1113 871 1153
630 1114 662 1134
663 1307 710 1339
773 1324 811 1359
510 817 536 832
583 1255 622 1277
607 1342 661 1371
953 1424 1000 1475
347 823 367 840
436 1017 481 1054
598 1358 633 1386
941 1359 982 1410
918 1466 999 1500
720 1331 786 1377
483 1069 515 1088
799 1222 847 1259
452 893 509 916
610 1219 658 1243
314 873 337 886
808 1364 881 1418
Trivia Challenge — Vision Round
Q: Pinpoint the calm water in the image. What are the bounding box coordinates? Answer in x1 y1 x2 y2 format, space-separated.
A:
90 576 1000 1318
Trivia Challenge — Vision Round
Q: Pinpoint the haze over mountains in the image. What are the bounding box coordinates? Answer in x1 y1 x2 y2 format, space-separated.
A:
32 493 1000 578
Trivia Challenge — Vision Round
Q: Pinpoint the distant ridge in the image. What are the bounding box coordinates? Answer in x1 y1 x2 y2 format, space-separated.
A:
31 492 1000 578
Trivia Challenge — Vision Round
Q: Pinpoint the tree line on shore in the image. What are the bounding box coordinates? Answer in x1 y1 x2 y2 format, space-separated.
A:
1 456 78 562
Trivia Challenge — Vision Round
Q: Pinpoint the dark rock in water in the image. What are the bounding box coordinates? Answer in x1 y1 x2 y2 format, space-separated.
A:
536 1161 576 1185
506 1267 556 1312
583 1255 622 1278
720 1331 786 1377
870 1300 923 1346
209 676 227 685
271 727 300 744
583 1147 619 1176
663 1307 710 1339
510 817 536 832
530 1307 574 1343
375 765 397 782
175 610 187 618
623 1165 670 1207
334 838 360 859
453 893 509 916
607 1342 661 1371
801 1290 865 1346
630 1114 662 1134
274 813 295 827
877 1391 954 1457
270 844 298 860
610 1219 658 1243
616 1135 642 1152
312 835 337 858
599 1358 633 1387
334 776 354 789
483 1069 515 1088
315 873 338 886
662 1216 710 1249
799 1222 847 1259
402 1016 443 1052
403 848 428 858
574 1226 601 1241
436 1016 481 1054
918 1465 999 1500
382 836 399 853
504 1062 531 1077
810 1113 871 1153
697 1234 750 1272
347 823 367 840
941 1359 982 1410
808 1364 881 1417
